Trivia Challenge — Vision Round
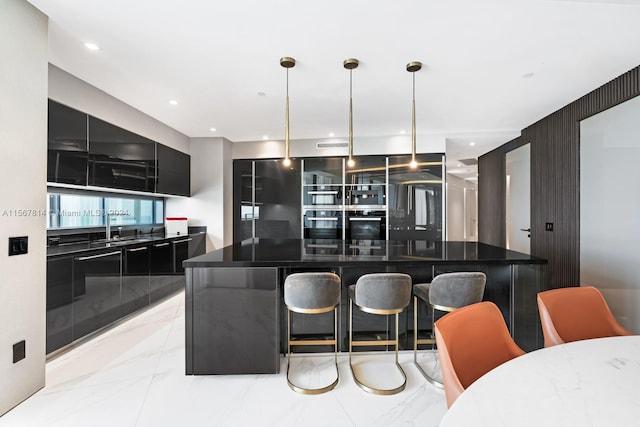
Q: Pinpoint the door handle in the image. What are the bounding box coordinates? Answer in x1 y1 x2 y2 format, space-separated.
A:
520 228 531 232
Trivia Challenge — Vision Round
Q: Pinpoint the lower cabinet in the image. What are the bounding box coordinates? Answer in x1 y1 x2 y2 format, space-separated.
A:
150 241 179 303
46 255 74 354
122 245 150 317
46 234 207 355
72 250 122 339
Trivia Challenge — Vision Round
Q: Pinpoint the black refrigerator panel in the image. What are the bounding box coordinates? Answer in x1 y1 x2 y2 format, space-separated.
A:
122 245 150 317
156 143 190 196
254 159 301 239
72 250 122 340
47 100 89 185
88 116 156 192
46 255 74 354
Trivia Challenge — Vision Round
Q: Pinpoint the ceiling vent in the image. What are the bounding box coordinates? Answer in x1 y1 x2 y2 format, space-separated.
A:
458 158 478 166
317 141 348 149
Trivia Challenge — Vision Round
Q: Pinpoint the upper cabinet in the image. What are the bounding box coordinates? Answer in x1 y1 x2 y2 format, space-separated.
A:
47 99 190 196
88 116 156 192
47 100 89 186
156 144 190 196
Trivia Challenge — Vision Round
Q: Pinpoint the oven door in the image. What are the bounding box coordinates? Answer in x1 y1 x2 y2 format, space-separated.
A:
345 211 386 240
304 210 342 239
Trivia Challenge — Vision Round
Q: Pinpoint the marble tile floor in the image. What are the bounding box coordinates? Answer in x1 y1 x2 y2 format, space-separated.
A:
0 292 447 427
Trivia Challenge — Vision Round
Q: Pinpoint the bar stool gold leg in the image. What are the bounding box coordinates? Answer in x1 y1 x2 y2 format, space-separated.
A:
413 295 443 388
286 307 339 395
349 299 407 395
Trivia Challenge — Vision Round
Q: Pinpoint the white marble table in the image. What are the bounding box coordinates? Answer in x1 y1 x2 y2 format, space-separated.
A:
439 335 640 427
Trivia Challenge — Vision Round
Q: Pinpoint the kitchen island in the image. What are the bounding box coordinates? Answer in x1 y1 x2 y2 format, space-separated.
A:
183 239 546 375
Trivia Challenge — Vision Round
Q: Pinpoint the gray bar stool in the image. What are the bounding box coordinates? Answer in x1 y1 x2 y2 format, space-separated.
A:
284 272 341 394
413 272 486 388
349 273 412 395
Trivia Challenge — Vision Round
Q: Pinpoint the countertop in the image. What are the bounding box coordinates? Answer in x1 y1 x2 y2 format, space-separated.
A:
182 239 546 268
47 232 205 257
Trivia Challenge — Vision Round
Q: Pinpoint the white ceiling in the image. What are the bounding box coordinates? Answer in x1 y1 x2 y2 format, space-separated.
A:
27 0 640 180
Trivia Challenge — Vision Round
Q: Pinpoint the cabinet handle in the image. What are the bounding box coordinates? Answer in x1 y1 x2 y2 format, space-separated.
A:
77 251 121 261
154 243 170 247
127 247 148 252
349 217 382 221
172 238 193 244
307 217 338 221
308 190 339 195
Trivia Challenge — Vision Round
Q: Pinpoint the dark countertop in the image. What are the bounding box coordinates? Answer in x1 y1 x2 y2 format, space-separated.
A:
47 232 205 257
183 238 547 268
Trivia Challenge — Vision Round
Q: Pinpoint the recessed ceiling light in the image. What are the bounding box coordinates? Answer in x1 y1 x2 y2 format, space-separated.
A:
400 130 406 135
262 135 268 140
169 100 178 106
469 141 476 146
257 92 266 97
329 132 335 137
457 163 462 167
84 42 100 51
210 128 217 132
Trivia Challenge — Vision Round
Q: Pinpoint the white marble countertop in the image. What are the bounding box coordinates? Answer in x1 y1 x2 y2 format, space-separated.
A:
439 335 640 427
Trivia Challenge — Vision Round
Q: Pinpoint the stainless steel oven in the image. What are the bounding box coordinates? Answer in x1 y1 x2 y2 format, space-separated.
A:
345 210 386 240
303 210 343 239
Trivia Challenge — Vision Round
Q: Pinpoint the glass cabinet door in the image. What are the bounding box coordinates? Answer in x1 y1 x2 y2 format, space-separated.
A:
388 154 444 241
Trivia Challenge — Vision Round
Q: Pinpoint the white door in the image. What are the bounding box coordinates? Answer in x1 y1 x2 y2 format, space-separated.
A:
506 144 530 254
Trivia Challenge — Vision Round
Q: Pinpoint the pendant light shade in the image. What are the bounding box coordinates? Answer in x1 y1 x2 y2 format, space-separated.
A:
344 58 359 168
407 61 422 169
280 57 295 167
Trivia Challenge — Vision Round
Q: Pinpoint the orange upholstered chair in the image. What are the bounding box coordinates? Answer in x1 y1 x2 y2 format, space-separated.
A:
434 301 525 408
537 286 633 347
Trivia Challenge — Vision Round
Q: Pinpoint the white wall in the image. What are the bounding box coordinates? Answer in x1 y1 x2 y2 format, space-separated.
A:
0 0 48 415
580 94 640 333
446 174 477 241
165 138 233 250
48 64 190 154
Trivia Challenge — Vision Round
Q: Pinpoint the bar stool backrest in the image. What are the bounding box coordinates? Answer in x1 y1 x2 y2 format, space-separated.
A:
284 272 341 312
429 272 486 311
354 273 412 311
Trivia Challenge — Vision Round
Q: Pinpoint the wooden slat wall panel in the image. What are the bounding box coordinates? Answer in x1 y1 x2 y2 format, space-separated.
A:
479 65 640 290
478 148 505 246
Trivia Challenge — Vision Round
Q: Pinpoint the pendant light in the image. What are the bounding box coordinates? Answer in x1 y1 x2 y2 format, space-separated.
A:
280 56 295 167
344 58 359 168
407 61 422 169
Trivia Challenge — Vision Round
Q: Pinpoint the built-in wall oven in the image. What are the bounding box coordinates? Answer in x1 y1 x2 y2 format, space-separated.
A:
345 210 386 240
303 210 343 239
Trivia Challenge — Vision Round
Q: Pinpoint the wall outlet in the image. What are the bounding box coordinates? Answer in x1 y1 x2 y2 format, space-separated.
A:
545 223 554 231
8 236 28 256
13 340 25 363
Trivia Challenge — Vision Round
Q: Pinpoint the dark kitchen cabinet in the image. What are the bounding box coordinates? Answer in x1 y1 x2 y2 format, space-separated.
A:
46 255 74 353
122 244 150 317
156 144 190 196
149 241 180 302
188 232 206 259
88 116 156 192
72 249 122 339
388 154 444 240
233 159 301 242
47 100 88 186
